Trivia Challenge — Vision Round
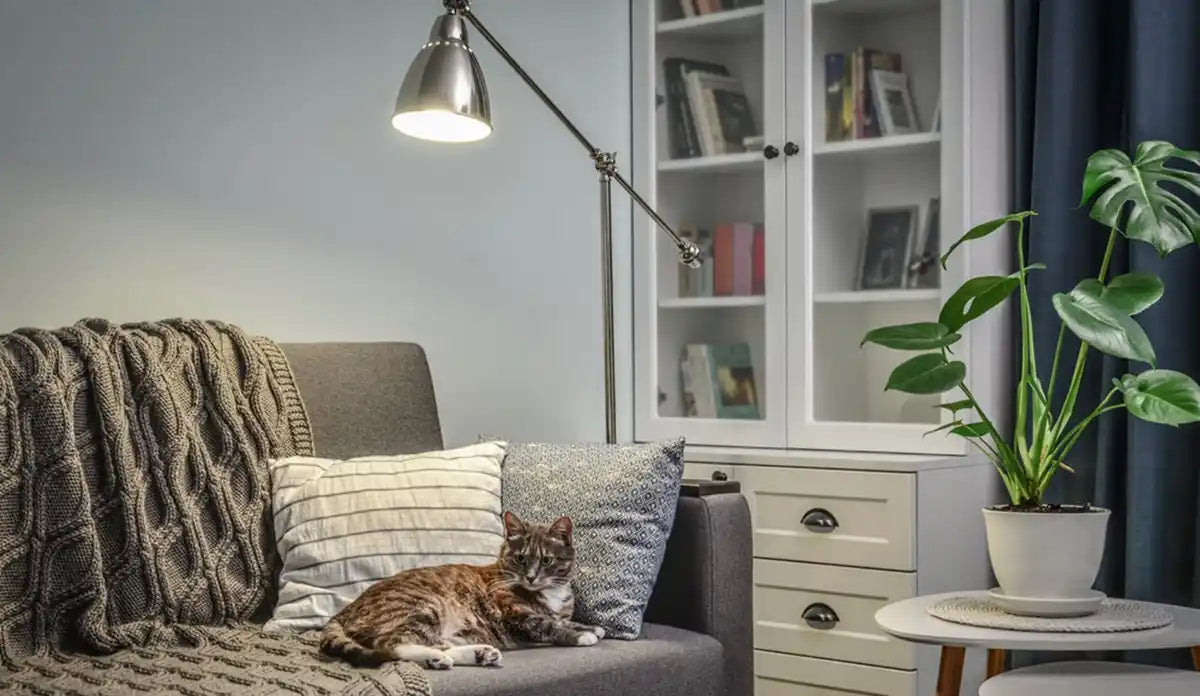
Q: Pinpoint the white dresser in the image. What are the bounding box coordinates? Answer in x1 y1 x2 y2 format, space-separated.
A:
684 447 995 696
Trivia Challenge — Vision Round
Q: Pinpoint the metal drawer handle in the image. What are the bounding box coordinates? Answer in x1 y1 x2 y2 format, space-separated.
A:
802 603 839 630
801 508 838 533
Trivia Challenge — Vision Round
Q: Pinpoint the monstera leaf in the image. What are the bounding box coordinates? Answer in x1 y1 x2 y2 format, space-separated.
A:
1080 141 1200 256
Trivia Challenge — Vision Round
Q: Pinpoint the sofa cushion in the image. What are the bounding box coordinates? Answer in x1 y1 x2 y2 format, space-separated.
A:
499 438 686 640
265 442 507 632
427 623 722 696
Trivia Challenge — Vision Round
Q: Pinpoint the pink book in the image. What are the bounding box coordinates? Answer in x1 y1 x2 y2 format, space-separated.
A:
732 222 754 296
752 224 765 295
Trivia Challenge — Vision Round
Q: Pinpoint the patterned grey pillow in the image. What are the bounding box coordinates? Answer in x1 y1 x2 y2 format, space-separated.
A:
498 438 685 640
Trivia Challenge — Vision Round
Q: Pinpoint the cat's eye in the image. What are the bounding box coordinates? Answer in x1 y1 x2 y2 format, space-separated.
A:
540 556 553 566
515 554 526 564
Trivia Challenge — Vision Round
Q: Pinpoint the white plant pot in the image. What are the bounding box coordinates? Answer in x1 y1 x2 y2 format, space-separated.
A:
982 506 1111 600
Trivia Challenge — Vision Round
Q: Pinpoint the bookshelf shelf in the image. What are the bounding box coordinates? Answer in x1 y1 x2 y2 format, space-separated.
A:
656 6 765 39
813 289 941 304
657 152 762 174
813 132 941 159
813 0 938 14
659 295 767 309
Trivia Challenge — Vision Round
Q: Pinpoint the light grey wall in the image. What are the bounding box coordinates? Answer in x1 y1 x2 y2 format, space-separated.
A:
0 0 633 447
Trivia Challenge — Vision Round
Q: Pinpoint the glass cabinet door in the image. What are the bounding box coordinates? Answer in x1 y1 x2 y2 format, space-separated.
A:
787 0 965 454
633 0 788 447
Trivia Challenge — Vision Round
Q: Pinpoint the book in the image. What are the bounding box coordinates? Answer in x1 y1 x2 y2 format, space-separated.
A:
680 343 760 419
752 224 765 295
712 88 757 153
824 53 850 142
677 228 700 297
697 228 715 296
680 344 717 418
663 58 730 158
713 223 735 295
709 343 760 419
733 222 754 295
679 0 696 17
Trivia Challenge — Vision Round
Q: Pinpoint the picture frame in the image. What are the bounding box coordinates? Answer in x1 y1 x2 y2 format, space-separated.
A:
869 69 918 135
909 197 940 289
859 206 919 290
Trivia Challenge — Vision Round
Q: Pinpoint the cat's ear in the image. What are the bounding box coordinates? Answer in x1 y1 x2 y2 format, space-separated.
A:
548 516 573 544
503 511 526 538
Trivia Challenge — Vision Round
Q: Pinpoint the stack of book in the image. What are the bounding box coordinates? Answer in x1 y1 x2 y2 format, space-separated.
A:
663 58 759 159
678 223 764 298
824 47 905 141
680 342 760 419
673 0 762 19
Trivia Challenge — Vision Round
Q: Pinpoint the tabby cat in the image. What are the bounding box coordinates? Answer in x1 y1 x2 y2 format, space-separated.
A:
320 512 605 669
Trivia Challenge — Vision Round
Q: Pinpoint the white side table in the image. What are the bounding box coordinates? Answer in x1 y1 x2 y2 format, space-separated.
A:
875 591 1200 695
979 661 1200 696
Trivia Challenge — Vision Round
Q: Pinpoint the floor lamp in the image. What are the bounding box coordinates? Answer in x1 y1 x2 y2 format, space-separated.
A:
390 0 701 444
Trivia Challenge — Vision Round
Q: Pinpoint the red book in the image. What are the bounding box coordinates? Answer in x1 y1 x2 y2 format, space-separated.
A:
733 222 754 295
713 223 735 296
752 224 765 295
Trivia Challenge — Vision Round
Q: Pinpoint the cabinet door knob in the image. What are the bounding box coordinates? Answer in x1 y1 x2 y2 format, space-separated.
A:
802 603 839 630
711 470 729 482
762 145 780 159
783 141 800 156
801 508 838 533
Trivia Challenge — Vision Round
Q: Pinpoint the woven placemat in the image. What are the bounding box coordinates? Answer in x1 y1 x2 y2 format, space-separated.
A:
928 596 1174 633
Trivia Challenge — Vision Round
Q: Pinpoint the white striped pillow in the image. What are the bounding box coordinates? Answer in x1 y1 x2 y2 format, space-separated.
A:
264 441 506 632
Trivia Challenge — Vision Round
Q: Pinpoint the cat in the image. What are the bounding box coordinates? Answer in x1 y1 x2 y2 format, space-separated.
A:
319 511 605 669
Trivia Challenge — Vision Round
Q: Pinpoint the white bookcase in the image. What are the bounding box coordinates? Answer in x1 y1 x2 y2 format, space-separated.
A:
632 0 1011 455
632 2 1010 694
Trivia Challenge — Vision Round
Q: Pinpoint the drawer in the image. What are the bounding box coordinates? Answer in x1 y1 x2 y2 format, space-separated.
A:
754 559 917 669
683 462 916 570
755 650 916 696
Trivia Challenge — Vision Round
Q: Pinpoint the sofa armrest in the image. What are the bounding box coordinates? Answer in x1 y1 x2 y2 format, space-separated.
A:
645 492 753 696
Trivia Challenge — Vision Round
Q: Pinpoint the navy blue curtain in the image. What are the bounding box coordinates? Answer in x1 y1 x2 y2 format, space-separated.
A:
1014 0 1200 669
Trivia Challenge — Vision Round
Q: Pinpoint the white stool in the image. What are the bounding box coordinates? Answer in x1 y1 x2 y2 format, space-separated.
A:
980 661 1200 696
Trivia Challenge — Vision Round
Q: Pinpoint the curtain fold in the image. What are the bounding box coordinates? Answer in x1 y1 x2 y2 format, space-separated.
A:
1013 0 1200 669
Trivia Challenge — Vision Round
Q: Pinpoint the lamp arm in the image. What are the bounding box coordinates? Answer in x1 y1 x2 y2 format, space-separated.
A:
453 1 701 267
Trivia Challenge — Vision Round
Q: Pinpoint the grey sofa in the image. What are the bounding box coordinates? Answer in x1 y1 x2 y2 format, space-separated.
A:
282 342 754 696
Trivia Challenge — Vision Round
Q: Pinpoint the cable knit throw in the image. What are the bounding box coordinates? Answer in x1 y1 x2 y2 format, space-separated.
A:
0 319 431 696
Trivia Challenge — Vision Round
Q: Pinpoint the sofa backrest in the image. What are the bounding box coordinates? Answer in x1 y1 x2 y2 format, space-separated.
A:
280 342 443 458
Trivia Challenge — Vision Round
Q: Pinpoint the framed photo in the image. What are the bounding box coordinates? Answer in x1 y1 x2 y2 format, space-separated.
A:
909 197 940 289
859 206 919 290
869 69 918 135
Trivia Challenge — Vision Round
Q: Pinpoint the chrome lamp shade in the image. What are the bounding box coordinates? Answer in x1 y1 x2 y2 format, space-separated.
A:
391 14 492 142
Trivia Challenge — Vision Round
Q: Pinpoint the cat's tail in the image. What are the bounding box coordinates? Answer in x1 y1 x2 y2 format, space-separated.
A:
319 619 394 667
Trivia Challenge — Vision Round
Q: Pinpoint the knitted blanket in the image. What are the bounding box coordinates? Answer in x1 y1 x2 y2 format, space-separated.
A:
0 319 431 695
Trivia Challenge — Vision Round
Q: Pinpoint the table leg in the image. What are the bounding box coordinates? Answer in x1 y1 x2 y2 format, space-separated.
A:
936 646 966 696
986 648 1006 678
1191 645 1200 671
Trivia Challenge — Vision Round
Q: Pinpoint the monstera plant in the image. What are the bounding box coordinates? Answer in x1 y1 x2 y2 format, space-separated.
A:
861 141 1200 612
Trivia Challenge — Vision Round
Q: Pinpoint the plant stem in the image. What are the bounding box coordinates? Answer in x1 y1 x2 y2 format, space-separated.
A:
1054 227 1119 440
1014 219 1032 466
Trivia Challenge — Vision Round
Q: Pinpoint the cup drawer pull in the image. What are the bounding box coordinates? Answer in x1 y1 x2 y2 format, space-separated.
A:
802 603 839 630
801 508 839 533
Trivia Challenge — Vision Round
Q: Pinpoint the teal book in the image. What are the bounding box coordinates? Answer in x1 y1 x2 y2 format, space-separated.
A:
708 342 760 419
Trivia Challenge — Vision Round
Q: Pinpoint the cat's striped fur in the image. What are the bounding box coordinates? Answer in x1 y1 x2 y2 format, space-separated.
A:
320 512 605 669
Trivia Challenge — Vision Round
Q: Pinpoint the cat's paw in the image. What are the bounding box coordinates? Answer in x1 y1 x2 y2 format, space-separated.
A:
589 626 606 640
575 632 599 647
425 653 454 670
474 646 503 667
